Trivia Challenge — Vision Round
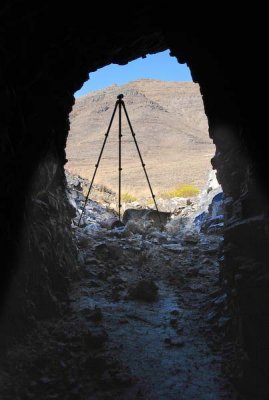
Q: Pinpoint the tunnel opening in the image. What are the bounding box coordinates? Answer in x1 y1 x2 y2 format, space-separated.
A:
0 48 236 399
0 17 269 399
65 50 216 220
60 53 230 400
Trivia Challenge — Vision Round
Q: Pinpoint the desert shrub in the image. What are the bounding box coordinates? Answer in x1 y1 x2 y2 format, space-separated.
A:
121 192 137 203
98 184 113 193
160 184 199 199
146 198 154 206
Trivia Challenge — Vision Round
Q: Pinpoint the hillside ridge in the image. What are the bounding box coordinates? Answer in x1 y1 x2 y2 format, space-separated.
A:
66 79 214 196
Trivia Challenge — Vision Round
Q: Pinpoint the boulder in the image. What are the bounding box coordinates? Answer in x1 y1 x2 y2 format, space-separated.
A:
123 208 171 226
195 192 224 234
94 243 123 260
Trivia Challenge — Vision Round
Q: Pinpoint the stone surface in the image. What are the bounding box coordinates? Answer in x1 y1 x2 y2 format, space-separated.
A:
128 279 159 302
164 337 185 347
123 208 171 226
0 173 242 399
1 152 77 334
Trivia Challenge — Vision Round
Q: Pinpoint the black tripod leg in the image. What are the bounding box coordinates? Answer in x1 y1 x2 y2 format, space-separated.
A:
78 101 118 226
118 100 122 221
122 102 161 221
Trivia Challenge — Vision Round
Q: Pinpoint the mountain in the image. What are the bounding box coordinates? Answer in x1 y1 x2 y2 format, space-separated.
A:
66 79 215 196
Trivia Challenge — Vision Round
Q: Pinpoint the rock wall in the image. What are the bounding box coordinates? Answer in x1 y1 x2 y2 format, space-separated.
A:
0 4 268 394
166 34 269 396
1 150 77 339
209 115 269 395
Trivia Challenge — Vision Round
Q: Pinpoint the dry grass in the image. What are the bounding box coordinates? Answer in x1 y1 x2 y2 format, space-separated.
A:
146 198 154 205
121 192 138 203
160 184 199 199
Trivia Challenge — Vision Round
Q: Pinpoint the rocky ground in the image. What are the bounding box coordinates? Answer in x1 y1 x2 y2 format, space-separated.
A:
0 174 243 400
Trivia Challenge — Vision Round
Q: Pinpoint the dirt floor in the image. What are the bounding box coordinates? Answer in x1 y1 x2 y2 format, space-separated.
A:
0 210 241 399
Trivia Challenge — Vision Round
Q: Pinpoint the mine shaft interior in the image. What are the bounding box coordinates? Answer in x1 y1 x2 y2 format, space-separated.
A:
0 5 268 400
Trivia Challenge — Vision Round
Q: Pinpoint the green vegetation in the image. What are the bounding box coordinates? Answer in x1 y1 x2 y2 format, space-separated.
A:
146 198 154 206
160 184 199 199
121 192 138 203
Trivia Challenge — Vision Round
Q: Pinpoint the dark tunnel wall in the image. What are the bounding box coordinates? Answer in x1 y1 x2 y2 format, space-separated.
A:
0 3 268 396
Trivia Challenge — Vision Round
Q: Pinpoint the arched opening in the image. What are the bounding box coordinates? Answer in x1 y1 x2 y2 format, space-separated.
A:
0 14 268 398
66 51 214 202
56 53 226 398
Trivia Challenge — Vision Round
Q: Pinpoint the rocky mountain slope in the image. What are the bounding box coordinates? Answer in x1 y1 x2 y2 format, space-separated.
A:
66 80 214 196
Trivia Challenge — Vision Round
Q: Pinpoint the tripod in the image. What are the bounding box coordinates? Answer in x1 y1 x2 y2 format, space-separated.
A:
78 94 160 226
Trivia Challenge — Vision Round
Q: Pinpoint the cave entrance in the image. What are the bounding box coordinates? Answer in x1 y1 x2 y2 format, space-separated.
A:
1 27 246 399
65 50 217 228
60 52 229 398
1 8 269 396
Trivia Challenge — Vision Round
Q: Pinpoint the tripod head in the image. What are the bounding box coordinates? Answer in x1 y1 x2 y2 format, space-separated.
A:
117 93 124 101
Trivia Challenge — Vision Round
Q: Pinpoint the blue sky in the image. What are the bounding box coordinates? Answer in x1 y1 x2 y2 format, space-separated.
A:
75 50 192 97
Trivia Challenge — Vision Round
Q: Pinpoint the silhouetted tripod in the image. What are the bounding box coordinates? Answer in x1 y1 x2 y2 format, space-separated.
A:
78 94 160 226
